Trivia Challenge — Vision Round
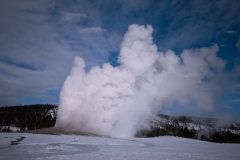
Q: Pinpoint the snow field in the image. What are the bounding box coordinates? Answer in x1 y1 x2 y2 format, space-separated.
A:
0 133 239 160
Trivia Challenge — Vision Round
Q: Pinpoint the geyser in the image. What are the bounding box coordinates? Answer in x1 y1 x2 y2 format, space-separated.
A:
55 24 226 137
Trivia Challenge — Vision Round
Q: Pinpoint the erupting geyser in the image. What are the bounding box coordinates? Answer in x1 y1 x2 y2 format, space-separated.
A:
55 24 226 137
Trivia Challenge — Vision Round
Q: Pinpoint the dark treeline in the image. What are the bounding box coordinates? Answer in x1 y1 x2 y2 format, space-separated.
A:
0 104 57 132
136 114 240 143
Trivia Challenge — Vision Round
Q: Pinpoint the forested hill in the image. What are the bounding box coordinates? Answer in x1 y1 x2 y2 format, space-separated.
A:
0 104 57 132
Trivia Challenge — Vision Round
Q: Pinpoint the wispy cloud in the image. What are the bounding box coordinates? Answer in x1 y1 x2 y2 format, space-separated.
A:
231 99 240 103
0 0 120 105
236 38 240 49
226 30 235 34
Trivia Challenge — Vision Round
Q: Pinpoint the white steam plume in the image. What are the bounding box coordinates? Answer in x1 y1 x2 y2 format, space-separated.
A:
55 24 226 138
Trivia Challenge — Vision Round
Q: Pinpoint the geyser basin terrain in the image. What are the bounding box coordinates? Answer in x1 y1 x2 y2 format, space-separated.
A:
56 24 226 138
0 133 239 160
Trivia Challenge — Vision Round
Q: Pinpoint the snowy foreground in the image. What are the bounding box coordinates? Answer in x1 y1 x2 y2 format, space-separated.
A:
0 133 239 160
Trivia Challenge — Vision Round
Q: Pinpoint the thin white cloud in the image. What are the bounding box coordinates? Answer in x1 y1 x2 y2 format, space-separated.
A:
78 27 106 33
236 38 240 49
226 30 235 34
231 99 240 103
61 11 88 23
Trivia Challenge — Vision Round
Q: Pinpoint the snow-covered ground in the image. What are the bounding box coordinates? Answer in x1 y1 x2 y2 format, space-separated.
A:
0 126 21 132
0 133 239 160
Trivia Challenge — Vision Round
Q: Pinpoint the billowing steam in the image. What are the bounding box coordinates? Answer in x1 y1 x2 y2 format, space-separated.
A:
55 24 226 137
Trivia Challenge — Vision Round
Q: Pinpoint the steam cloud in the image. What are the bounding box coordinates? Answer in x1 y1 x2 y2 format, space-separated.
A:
55 24 226 137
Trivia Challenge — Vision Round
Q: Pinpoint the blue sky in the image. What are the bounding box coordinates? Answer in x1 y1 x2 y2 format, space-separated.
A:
0 0 240 121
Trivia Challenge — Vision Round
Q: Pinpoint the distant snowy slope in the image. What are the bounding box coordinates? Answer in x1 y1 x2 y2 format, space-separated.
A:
153 114 240 134
137 114 240 143
0 133 239 160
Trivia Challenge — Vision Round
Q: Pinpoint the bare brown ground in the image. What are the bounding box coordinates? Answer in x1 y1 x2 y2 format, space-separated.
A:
19 127 99 136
